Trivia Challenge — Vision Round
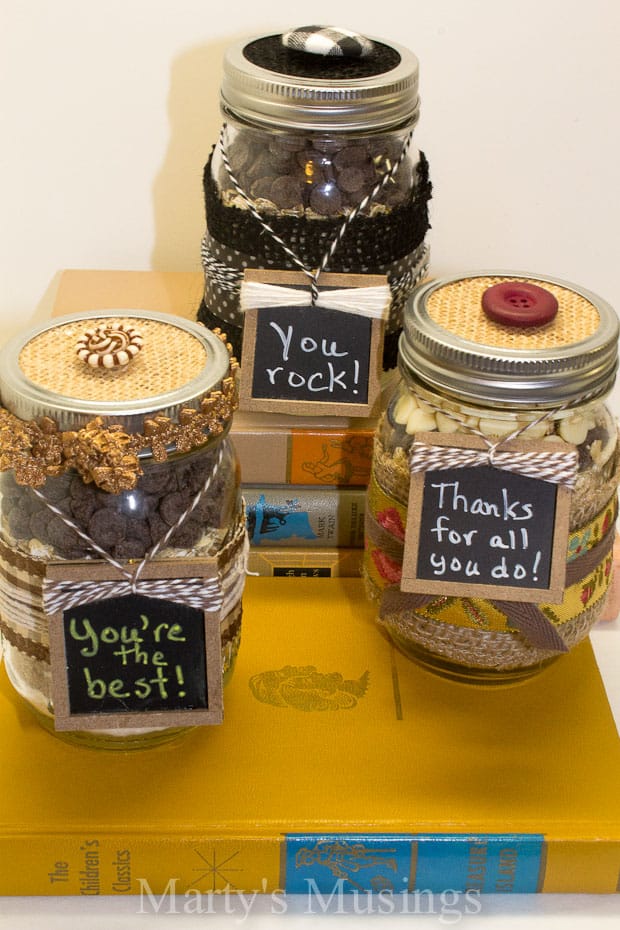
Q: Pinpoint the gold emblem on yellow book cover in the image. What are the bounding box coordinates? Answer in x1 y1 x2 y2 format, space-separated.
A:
249 665 369 711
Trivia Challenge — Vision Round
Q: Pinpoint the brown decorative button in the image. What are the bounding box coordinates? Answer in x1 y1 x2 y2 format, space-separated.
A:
482 282 559 327
76 323 144 369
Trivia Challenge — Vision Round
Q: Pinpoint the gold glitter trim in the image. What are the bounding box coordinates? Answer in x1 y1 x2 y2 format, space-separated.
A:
0 332 239 494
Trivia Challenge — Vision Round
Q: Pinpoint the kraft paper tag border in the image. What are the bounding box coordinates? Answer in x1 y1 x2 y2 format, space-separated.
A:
47 557 224 732
401 431 571 604
239 269 385 418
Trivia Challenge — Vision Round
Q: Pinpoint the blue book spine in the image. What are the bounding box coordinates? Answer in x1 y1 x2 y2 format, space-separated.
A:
284 833 545 894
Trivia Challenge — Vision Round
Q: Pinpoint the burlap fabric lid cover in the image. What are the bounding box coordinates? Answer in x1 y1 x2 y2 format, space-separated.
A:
0 310 232 434
400 272 619 407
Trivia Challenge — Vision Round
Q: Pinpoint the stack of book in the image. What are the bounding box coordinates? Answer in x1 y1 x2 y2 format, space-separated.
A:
235 410 375 577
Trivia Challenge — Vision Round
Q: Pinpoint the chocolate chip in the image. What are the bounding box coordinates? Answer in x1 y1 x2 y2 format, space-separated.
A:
70 493 98 525
69 475 95 502
46 515 82 554
114 538 149 560
245 151 278 182
29 509 51 541
159 491 191 526
7 506 32 539
270 174 304 210
337 166 366 193
40 477 70 503
138 468 171 495
87 509 127 548
267 141 296 171
309 182 343 216
227 138 252 174
334 145 369 169
169 516 204 548
250 176 275 201
148 511 170 546
124 516 152 546
368 138 402 162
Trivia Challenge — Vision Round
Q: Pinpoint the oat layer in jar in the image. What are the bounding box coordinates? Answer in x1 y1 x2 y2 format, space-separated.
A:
0 311 246 748
363 273 620 683
198 25 432 372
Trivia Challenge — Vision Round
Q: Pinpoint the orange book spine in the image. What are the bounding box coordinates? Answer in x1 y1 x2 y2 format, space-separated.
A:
232 428 374 486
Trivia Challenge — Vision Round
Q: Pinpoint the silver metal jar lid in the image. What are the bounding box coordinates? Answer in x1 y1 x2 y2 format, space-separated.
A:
0 310 233 433
220 29 420 132
399 272 619 408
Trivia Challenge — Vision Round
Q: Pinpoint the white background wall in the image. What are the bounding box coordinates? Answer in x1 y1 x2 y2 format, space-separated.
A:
1 0 619 358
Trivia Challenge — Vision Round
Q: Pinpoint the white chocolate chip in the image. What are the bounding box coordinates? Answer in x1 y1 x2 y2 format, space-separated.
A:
436 411 460 433
518 420 551 439
393 393 417 424
478 417 517 438
558 416 589 445
405 408 438 434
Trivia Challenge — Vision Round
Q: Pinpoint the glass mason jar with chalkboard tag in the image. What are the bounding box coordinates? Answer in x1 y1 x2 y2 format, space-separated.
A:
198 25 432 409
363 272 620 684
0 310 247 748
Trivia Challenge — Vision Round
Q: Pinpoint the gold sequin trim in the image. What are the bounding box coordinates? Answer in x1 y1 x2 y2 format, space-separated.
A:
0 333 239 494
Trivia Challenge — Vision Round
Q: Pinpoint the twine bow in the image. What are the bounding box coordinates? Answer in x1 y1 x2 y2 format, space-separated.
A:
42 510 249 619
409 439 579 489
240 280 391 321
42 573 224 617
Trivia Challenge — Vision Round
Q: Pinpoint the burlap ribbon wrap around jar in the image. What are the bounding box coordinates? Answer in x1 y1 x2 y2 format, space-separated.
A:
0 310 247 748
363 272 620 683
197 25 432 372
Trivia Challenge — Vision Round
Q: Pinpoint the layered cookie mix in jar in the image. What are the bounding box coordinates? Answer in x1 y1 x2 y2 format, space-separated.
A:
363 273 620 683
198 25 432 372
0 311 247 747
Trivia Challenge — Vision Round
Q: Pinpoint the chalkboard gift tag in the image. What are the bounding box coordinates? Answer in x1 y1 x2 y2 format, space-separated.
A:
46 558 224 732
400 432 572 604
239 269 386 417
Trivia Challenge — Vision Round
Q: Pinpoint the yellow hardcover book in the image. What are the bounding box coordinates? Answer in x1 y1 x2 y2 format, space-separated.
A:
0 577 619 896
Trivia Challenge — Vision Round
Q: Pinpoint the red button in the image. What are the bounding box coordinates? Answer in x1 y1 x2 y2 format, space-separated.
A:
481 281 559 327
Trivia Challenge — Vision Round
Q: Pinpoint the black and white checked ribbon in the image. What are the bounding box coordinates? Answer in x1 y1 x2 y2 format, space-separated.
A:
281 26 374 58
409 441 579 489
201 234 429 319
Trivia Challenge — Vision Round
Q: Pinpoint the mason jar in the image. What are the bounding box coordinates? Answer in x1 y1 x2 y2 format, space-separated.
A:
198 25 432 372
0 310 246 747
363 272 619 683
